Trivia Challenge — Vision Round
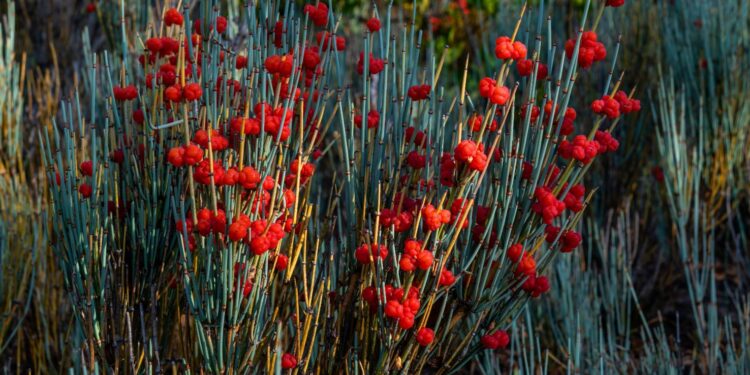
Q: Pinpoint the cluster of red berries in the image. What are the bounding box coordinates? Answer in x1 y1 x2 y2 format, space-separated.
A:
264 53 295 77
281 353 298 369
594 130 619 154
316 31 346 51
163 8 183 26
381 205 413 232
399 240 434 272
303 2 328 27
521 273 550 298
404 126 428 148
481 330 510 350
439 153 456 187
614 90 641 114
415 327 435 346
454 140 489 172
354 109 380 129
355 243 388 264
363 285 421 329
543 101 577 136
407 84 431 101
192 129 229 151
478 77 511 106
176 208 227 237
113 85 138 101
357 52 385 75
192 16 227 35
517 59 548 80
494 36 527 61
167 144 204 167
591 95 621 119
544 225 582 253
558 135 599 164
227 216 287 255
532 186 566 225
468 114 498 132
561 184 586 212
366 17 381 32
164 82 202 102
406 151 427 169
565 31 607 68
421 204 452 231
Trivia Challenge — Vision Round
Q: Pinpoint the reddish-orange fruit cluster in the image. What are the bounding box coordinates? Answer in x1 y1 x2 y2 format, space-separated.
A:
454 140 488 172
399 240 434 272
415 327 435 346
517 59 548 80
357 53 385 75
481 330 510 350
366 17 381 32
355 243 388 264
363 285 421 329
355 110 380 129
478 77 511 105
558 135 599 164
113 85 138 101
421 204 451 231
164 8 183 26
281 353 298 369
591 95 621 119
494 36 527 61
532 186 566 225
303 2 328 27
614 90 641 114
407 84 431 101
565 31 607 68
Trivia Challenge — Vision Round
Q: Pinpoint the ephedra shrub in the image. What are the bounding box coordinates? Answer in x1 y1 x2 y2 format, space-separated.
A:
43 0 639 372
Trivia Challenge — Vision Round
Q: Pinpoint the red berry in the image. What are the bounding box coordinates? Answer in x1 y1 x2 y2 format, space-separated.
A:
507 243 523 263
215 16 227 34
79 160 93 176
439 269 456 287
415 327 435 346
78 183 93 198
407 84 431 101
366 17 381 32
281 353 298 369
164 8 183 26
494 36 526 61
183 83 202 101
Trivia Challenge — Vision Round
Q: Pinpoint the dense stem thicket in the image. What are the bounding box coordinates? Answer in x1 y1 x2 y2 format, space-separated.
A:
1 0 749 373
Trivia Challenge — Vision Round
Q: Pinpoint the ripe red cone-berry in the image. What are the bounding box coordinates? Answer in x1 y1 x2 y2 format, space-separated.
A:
481 330 510 350
415 327 435 346
164 8 183 26
366 17 381 32
494 36 527 61
565 31 607 68
355 243 388 264
79 183 93 198
439 269 456 286
591 95 620 119
281 353 298 369
183 83 202 101
79 160 93 176
407 84 431 101
304 2 328 27
517 59 548 80
354 110 380 129
422 204 451 231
